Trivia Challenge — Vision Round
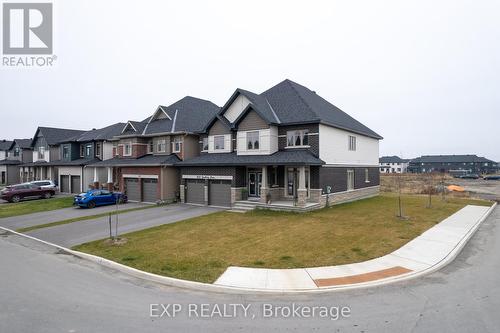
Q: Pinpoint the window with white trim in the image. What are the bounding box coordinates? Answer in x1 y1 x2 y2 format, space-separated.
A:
157 139 166 153
95 142 101 157
286 130 309 147
246 131 260 150
38 146 45 159
147 140 153 154
85 144 92 157
14 147 20 157
214 136 225 150
202 137 208 151
80 144 84 157
172 137 182 153
62 146 69 159
124 142 132 156
365 168 370 182
347 169 355 190
348 135 356 151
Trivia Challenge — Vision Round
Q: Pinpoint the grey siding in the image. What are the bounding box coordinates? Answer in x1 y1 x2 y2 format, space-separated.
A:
50 146 60 161
7 165 20 185
238 110 269 131
209 119 231 135
319 166 379 193
278 123 319 156
180 166 246 187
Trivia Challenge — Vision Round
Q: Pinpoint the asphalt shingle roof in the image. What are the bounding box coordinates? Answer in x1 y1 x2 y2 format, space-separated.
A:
87 154 180 167
176 149 324 166
0 140 13 150
410 155 495 163
0 159 21 165
379 156 409 163
75 123 126 142
36 127 87 145
48 158 101 166
13 139 32 149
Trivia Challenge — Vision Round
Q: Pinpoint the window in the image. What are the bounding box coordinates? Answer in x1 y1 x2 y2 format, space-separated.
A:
246 131 260 150
38 146 45 159
124 142 132 156
348 135 356 151
95 142 101 157
62 146 69 159
173 137 182 153
214 136 225 150
80 144 84 157
286 130 309 147
202 137 208 151
365 168 370 182
113 142 118 156
157 139 166 152
85 144 92 157
14 147 20 157
147 140 153 154
347 169 355 190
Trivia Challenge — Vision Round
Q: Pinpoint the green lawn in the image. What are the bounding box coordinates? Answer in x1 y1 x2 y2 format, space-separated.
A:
74 194 491 283
0 196 75 219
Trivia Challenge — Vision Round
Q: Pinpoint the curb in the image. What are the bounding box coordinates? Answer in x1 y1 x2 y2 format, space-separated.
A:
0 202 496 295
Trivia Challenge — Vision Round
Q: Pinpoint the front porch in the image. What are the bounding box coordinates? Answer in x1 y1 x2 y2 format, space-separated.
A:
232 198 321 213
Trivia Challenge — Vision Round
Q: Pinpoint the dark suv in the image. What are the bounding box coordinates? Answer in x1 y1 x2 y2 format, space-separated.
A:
0 184 56 203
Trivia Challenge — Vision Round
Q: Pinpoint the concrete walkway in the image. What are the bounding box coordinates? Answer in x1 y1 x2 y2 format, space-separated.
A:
214 204 494 291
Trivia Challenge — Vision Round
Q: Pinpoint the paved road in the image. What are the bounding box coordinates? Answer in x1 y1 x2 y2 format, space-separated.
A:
26 204 221 247
0 207 498 332
0 202 148 230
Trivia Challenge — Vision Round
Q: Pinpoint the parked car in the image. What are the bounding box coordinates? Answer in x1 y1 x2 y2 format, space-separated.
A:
0 184 55 203
74 189 128 208
459 174 480 179
483 175 500 180
30 180 58 191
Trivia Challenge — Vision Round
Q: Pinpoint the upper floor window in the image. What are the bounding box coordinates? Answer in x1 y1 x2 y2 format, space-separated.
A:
38 146 45 159
202 137 208 151
62 146 69 159
348 135 356 151
157 139 166 152
147 140 153 154
287 130 309 147
80 144 84 157
95 142 101 157
173 137 182 153
214 136 225 150
85 144 92 157
124 142 132 156
14 147 20 157
246 131 260 150
113 142 118 156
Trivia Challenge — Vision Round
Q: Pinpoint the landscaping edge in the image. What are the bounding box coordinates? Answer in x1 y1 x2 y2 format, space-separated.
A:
0 202 496 295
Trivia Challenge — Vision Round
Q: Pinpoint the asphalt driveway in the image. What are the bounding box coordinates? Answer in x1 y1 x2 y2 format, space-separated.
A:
0 202 148 230
25 204 221 247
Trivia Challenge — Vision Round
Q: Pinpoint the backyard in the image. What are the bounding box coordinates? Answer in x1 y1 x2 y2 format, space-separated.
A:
74 194 491 283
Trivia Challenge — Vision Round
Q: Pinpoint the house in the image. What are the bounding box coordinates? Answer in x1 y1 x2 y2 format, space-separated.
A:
408 155 499 174
176 79 382 209
19 127 86 184
1 139 33 184
51 122 125 193
379 156 410 173
87 96 220 203
0 140 15 185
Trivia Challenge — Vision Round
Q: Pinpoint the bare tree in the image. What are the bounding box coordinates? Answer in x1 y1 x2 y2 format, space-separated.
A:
426 172 434 208
396 172 405 219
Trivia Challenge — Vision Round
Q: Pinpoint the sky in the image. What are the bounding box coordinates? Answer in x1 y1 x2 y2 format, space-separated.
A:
1 0 499 161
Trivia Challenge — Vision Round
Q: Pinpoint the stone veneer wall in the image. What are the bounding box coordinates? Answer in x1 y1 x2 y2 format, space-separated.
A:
319 185 379 207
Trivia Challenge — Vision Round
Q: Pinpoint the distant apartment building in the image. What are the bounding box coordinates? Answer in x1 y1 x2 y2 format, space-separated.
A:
379 156 409 173
408 155 499 174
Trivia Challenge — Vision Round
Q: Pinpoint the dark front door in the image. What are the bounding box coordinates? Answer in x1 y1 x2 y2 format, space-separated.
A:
1 171 5 184
248 172 262 197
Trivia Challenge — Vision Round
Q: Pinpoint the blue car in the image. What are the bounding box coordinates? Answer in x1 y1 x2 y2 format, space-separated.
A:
74 189 128 208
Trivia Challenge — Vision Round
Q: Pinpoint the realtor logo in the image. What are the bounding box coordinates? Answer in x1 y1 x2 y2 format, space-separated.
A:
2 3 53 54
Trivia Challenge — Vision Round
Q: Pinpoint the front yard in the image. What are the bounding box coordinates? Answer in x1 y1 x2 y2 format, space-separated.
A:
0 196 74 219
74 194 491 283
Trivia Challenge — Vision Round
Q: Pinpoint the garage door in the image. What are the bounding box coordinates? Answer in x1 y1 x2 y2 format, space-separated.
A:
186 179 205 205
60 175 70 193
71 176 81 194
125 178 141 201
142 179 158 203
209 180 231 207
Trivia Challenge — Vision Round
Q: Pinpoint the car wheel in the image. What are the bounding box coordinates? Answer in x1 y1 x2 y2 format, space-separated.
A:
87 201 96 209
11 195 21 203
43 192 52 199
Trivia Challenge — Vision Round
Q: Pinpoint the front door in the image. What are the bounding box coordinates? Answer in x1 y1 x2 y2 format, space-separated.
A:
248 172 262 197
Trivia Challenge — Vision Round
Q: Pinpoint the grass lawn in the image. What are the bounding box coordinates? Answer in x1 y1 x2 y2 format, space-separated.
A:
74 194 491 283
0 196 75 219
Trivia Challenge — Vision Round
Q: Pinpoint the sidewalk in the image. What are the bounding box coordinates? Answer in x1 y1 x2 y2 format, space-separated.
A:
214 204 495 291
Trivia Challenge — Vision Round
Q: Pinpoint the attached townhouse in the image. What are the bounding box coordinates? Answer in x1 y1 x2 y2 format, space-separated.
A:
408 155 499 175
0 140 15 185
176 79 382 209
379 156 409 173
52 122 125 193
0 139 33 185
87 96 220 203
19 127 86 184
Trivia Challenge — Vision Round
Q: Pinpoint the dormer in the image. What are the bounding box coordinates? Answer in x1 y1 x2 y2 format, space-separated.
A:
234 108 278 156
150 105 172 121
205 117 232 153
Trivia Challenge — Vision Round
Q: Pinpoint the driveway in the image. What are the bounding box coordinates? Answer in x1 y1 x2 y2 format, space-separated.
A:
25 204 221 247
0 202 148 230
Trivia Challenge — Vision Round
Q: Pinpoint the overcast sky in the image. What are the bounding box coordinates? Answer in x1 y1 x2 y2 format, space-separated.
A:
1 0 499 160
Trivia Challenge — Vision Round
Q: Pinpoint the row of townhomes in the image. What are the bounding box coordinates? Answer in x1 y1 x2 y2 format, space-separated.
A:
379 156 410 173
0 80 383 210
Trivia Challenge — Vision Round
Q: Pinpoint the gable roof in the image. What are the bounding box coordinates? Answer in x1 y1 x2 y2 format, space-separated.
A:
33 127 86 146
13 139 32 149
143 96 220 135
121 120 147 135
75 122 126 142
410 155 495 164
379 156 409 163
0 140 13 151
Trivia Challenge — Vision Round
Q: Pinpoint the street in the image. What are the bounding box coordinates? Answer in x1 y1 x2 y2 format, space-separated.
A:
0 206 498 332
